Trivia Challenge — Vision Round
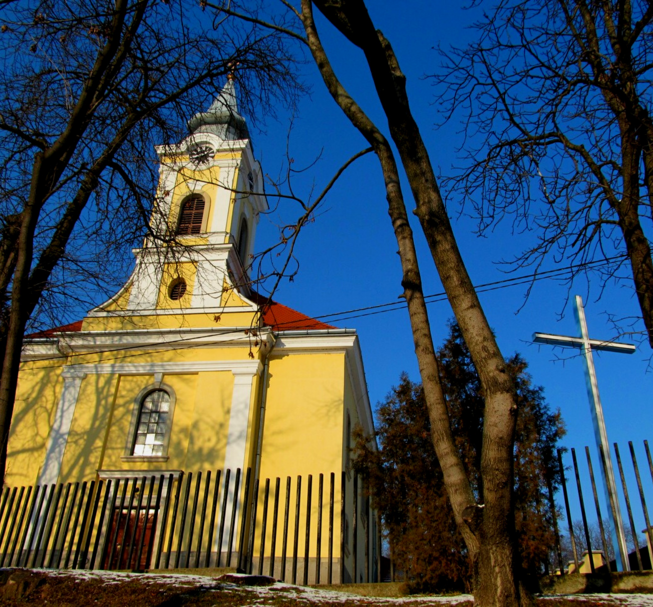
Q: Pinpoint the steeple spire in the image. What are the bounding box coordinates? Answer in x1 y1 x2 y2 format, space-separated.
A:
188 78 249 140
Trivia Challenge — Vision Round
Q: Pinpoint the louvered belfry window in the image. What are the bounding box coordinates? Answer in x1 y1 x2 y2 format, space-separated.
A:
177 196 205 235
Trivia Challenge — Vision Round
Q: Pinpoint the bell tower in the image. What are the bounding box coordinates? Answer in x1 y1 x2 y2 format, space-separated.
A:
89 78 267 323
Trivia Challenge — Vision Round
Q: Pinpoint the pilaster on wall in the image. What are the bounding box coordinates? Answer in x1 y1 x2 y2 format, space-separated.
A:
37 368 86 486
216 368 259 551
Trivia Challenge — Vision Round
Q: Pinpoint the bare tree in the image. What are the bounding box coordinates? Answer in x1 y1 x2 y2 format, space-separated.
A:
0 0 298 485
232 1 526 604
434 0 653 347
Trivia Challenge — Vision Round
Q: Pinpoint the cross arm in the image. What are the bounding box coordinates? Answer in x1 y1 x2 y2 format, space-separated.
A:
533 333 636 354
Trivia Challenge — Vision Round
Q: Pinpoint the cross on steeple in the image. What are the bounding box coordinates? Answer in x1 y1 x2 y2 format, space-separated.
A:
534 295 635 572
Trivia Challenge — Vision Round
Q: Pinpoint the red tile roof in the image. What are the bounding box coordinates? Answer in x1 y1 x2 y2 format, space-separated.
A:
260 299 335 331
26 320 84 338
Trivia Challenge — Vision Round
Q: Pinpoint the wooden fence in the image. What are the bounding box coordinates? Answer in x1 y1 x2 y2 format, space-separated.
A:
0 468 378 584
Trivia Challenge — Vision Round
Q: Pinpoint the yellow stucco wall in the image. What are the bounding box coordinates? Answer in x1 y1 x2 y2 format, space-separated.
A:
6 361 65 486
252 352 347 560
259 352 345 475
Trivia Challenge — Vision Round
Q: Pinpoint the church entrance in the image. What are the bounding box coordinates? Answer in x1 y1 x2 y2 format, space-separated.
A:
104 508 156 570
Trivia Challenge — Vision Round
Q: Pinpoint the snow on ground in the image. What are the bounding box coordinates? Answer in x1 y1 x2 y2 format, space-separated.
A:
539 596 653 606
30 569 653 605
38 569 472 603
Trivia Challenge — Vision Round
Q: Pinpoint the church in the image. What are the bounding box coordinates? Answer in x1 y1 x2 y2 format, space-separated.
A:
4 79 377 583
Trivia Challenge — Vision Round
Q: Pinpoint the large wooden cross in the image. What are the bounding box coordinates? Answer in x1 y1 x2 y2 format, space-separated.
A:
534 295 635 571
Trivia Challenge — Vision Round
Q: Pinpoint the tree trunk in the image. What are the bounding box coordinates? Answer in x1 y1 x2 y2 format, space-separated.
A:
299 0 481 558
0 152 47 485
475 538 522 607
616 126 653 347
309 1 523 603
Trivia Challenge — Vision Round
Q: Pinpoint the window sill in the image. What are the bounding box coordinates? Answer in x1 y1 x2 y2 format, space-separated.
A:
121 455 169 463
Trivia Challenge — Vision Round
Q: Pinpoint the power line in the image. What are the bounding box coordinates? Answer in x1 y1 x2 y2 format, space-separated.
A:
312 254 627 323
25 254 627 370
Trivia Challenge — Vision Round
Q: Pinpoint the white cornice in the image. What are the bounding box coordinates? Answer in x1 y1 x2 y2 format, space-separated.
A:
22 326 269 360
273 333 358 354
86 301 259 317
61 359 262 378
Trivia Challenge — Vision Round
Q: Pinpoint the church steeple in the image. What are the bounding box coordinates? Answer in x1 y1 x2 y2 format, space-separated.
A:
187 77 249 141
88 78 267 321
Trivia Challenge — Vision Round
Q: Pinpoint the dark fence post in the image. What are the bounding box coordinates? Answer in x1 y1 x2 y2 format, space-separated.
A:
629 442 653 567
376 511 382 583
165 472 184 569
185 471 202 569
126 476 147 570
615 443 643 570
303 475 312 586
558 449 579 572
269 477 280 578
116 479 138 570
328 472 334 584
8 486 31 568
90 480 113 570
63 482 86 569
259 478 270 576
79 480 103 570
216 469 231 568
1 486 24 567
37 483 61 568
281 476 291 582
292 475 301 585
365 496 370 582
246 477 259 574
106 479 129 570
585 447 610 569
352 472 357 584
54 482 78 569
571 448 594 573
205 469 221 568
25 485 47 567
340 470 345 585
153 474 173 570
316 473 323 585
175 472 193 568
135 475 156 571
196 470 211 568
18 485 40 568
237 468 252 572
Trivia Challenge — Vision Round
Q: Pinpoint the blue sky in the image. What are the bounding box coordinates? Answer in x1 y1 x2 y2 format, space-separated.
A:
247 2 653 542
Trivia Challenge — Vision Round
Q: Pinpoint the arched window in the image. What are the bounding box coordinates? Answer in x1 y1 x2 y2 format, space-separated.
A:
177 196 205 235
131 389 172 457
237 217 249 263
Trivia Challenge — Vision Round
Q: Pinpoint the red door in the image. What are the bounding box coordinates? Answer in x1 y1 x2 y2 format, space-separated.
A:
104 510 156 570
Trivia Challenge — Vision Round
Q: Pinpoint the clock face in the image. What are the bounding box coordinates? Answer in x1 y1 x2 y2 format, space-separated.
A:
189 144 214 166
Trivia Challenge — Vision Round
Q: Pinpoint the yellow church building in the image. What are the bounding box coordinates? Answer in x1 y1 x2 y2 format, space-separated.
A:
1 80 378 584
